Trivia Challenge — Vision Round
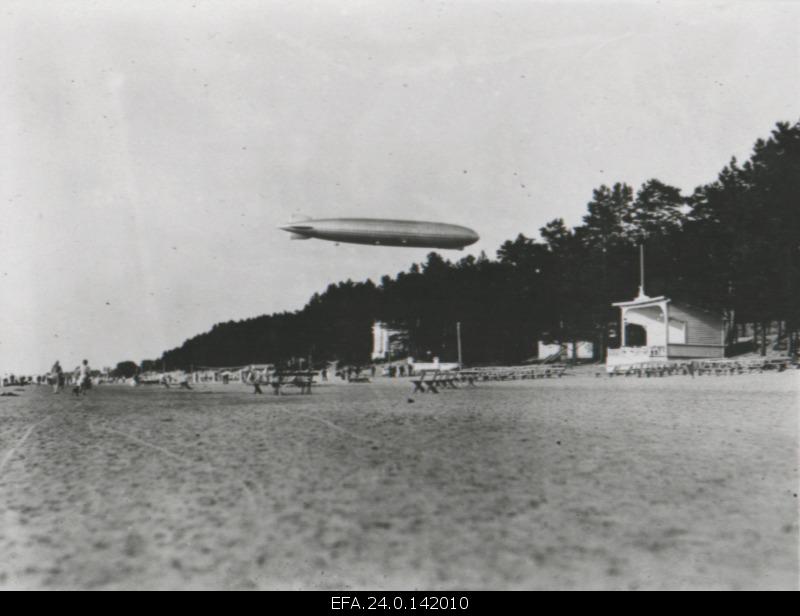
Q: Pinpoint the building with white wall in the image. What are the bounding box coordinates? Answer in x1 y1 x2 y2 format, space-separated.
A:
371 322 407 360
606 289 725 371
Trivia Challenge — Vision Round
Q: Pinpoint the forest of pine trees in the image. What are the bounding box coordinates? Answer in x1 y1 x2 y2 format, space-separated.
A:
145 120 799 370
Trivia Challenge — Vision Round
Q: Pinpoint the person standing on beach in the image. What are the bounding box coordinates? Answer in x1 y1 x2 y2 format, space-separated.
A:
251 371 263 394
51 360 64 393
74 359 91 395
245 367 265 394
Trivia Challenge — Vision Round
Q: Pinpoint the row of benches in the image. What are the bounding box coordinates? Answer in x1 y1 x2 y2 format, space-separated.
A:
410 370 477 393
262 365 568 397
468 365 567 381
605 357 796 378
694 358 795 374
411 365 568 393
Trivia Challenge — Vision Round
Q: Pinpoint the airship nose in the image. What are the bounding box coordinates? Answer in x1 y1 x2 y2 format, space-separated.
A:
280 223 315 240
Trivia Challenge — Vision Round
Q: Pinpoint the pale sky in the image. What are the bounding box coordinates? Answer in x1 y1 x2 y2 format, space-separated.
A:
1 0 798 373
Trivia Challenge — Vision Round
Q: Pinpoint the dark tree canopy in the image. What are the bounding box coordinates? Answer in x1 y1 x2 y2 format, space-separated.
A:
112 361 139 378
145 120 800 368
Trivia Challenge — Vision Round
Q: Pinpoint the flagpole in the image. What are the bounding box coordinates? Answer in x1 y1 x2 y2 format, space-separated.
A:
638 243 646 298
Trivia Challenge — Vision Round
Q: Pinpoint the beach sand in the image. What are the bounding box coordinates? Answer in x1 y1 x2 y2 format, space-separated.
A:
0 372 797 590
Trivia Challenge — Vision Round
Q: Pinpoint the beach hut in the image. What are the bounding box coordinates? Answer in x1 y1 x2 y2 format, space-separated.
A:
606 246 727 371
607 288 725 371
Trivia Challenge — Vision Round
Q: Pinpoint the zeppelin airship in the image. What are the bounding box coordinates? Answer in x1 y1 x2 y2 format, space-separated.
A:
279 218 480 250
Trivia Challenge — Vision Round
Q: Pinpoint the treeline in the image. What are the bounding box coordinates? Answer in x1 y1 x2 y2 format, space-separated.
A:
147 120 798 369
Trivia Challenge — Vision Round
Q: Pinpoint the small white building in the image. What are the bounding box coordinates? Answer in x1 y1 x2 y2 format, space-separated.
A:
371 321 406 360
538 340 594 361
192 368 220 383
408 357 460 372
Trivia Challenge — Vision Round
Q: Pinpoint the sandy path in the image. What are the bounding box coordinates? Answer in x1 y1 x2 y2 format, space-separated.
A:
0 372 797 589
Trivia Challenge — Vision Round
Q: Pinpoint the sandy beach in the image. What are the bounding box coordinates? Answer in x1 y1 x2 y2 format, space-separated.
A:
0 372 797 590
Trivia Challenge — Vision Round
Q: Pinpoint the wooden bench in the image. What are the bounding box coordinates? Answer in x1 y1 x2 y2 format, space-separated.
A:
455 370 479 386
542 364 567 378
433 371 459 389
411 370 441 393
764 358 792 372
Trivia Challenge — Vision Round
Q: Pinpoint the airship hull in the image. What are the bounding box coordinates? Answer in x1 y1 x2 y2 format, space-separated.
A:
280 218 479 250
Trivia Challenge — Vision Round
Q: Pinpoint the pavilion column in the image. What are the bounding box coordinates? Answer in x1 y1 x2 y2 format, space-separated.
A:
621 308 627 347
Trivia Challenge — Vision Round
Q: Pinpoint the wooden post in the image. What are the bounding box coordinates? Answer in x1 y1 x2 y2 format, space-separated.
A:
456 322 463 368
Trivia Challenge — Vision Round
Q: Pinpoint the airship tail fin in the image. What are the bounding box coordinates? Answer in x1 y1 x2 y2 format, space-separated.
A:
289 232 311 240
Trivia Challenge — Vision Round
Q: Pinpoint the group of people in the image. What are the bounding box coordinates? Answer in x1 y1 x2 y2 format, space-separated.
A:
49 359 92 395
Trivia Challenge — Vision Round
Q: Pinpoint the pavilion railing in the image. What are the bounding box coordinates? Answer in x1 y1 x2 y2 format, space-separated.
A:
608 345 667 358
